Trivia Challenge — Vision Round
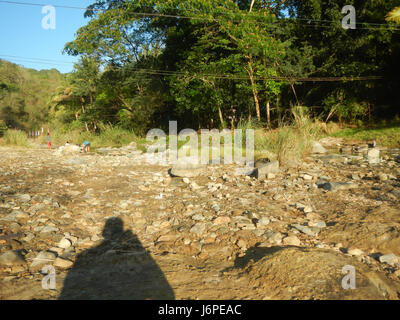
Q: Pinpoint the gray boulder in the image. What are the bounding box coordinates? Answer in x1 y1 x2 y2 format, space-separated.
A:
368 148 380 164
251 160 279 179
170 157 206 177
317 181 358 192
311 141 327 154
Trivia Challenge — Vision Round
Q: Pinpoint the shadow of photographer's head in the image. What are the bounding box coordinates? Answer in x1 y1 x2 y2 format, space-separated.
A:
102 217 124 240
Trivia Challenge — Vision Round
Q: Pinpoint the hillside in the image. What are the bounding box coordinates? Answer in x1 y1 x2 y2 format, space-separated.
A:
0 59 65 131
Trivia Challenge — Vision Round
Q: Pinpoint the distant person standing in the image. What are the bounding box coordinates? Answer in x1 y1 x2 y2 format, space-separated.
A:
46 132 52 149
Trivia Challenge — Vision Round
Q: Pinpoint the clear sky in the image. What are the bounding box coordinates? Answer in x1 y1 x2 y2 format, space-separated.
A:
0 0 94 73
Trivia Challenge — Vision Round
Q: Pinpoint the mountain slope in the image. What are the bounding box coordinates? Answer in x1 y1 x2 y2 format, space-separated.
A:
0 59 65 131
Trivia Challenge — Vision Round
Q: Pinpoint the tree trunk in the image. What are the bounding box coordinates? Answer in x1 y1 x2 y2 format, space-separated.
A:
291 84 300 106
230 105 236 129
218 105 224 127
246 59 261 122
266 101 271 128
249 0 255 12
248 105 252 122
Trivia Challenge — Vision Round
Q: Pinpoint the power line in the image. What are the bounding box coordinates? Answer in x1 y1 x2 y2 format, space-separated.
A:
0 0 399 32
128 68 384 82
0 54 74 65
0 53 385 82
0 57 72 67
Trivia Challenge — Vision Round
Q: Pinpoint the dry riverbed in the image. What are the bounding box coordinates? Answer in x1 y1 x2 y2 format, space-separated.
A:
1 141 400 300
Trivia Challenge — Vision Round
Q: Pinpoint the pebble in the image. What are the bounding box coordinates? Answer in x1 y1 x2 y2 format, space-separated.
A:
54 257 74 269
64 158 87 165
302 174 313 181
170 160 205 177
264 230 283 244
303 206 313 213
190 223 207 236
378 173 388 181
40 226 59 233
283 236 301 246
295 203 312 213
211 204 221 213
368 148 380 164
293 224 319 237
317 181 358 192
308 221 326 229
311 141 326 154
236 239 247 249
267 173 276 179
30 251 57 268
17 194 31 203
258 217 270 226
347 248 365 256
23 233 35 242
91 235 101 242
252 161 280 179
57 238 72 249
0 250 26 266
192 214 206 221
213 216 231 225
49 247 64 255
379 253 399 266
272 194 282 200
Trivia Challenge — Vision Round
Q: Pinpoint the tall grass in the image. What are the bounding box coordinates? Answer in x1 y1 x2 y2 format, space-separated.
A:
38 124 139 149
239 106 326 164
0 129 30 147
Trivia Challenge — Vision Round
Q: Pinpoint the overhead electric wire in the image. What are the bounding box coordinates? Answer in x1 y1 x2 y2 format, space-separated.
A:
0 53 385 82
0 0 399 32
128 68 384 82
0 1 394 80
0 57 73 67
0 54 74 65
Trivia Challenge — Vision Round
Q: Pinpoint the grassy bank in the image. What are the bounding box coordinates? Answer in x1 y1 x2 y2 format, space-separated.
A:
0 129 31 147
331 124 400 148
0 107 330 165
37 125 141 150
3 117 398 165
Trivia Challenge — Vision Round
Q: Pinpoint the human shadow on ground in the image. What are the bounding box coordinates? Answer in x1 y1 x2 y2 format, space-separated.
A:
58 217 175 300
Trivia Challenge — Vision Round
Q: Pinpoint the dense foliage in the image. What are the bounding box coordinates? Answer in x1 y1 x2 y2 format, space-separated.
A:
0 60 64 131
3 1 400 135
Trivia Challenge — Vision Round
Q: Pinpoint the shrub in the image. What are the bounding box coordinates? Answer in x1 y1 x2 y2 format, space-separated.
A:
0 129 30 147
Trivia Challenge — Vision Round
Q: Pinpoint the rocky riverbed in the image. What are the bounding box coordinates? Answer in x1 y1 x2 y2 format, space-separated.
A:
1 140 400 300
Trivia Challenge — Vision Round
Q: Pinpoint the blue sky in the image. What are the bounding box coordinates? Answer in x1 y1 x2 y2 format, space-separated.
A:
0 0 94 73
